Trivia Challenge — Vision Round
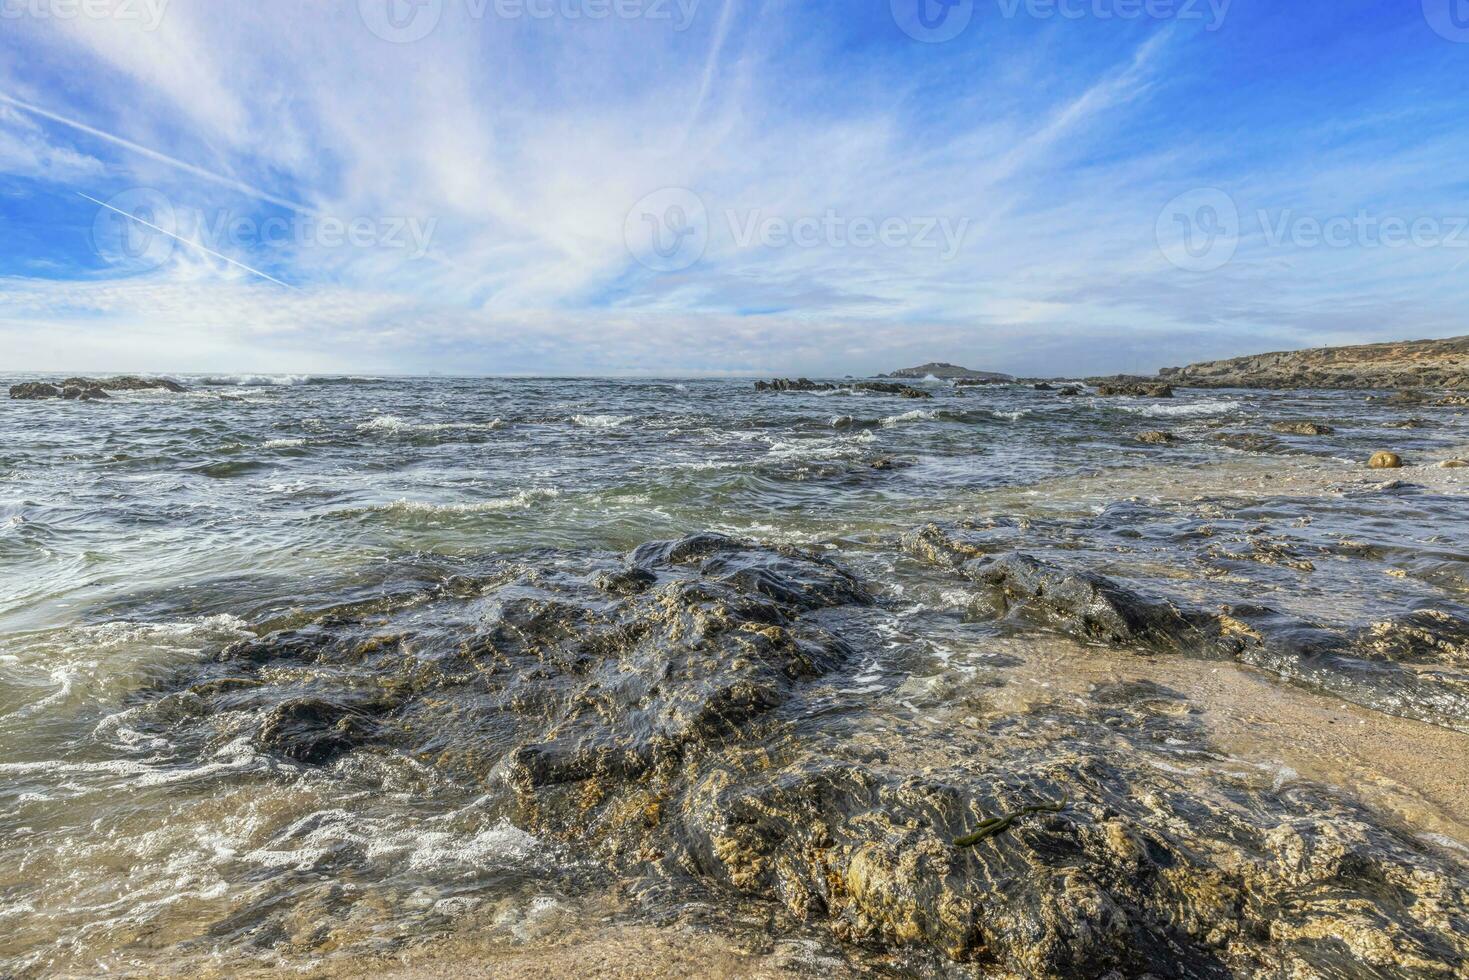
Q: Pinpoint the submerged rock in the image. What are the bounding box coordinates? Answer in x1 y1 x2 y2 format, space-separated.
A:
1370 451 1404 469
1270 421 1334 435
1135 430 1176 445
1211 431 1282 453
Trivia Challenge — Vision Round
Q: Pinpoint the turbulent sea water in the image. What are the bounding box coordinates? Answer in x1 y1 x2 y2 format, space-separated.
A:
3 375 1469 978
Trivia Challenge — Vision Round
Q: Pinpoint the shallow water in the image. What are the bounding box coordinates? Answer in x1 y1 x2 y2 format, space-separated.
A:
3 375 1468 977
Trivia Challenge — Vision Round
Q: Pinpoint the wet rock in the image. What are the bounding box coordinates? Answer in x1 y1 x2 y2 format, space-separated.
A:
1384 418 1431 429
256 697 382 765
1356 609 1469 667
852 382 933 399
1057 386 1084 397
8 383 62 400
1095 383 1173 398
1134 430 1176 445
62 375 187 393
1369 452 1404 469
62 384 111 401
130 533 1469 976
1269 421 1334 436
1211 432 1281 453
11 376 185 399
754 378 838 392
904 529 1469 734
1032 383 1055 391
754 379 932 399
1441 459 1469 469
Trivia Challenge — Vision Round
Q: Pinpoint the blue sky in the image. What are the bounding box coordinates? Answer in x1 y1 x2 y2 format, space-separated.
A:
1 0 1466 376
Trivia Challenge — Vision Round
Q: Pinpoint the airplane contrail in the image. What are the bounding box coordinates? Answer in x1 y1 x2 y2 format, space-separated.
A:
2 90 314 215
79 192 297 289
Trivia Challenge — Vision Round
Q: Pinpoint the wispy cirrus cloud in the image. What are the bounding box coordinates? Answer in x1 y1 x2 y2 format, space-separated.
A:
1 0 1465 376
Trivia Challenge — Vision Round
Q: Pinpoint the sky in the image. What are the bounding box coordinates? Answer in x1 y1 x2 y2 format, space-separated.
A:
0 0 1466 377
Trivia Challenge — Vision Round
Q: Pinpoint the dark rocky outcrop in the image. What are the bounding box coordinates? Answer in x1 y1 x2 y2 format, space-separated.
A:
755 379 932 399
64 375 187 393
123 533 1469 977
1096 382 1174 398
9 376 186 399
9 383 62 400
903 528 1469 734
754 378 839 392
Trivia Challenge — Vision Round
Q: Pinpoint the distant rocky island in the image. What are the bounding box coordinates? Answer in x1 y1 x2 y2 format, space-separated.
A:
1159 335 1469 390
882 362 1013 382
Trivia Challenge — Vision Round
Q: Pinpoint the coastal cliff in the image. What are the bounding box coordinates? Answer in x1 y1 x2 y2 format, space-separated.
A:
1164 335 1469 390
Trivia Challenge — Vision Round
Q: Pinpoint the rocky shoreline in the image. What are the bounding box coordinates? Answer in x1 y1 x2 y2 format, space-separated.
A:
123 468 1469 976
1159 335 1469 390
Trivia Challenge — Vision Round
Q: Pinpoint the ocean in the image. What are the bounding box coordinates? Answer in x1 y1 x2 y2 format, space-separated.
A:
3 375 1468 977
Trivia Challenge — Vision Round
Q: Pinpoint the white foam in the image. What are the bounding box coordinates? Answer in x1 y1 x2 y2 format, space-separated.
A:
358 415 505 434
368 488 562 515
199 374 312 386
881 409 939 427
1117 399 1242 418
570 414 629 428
